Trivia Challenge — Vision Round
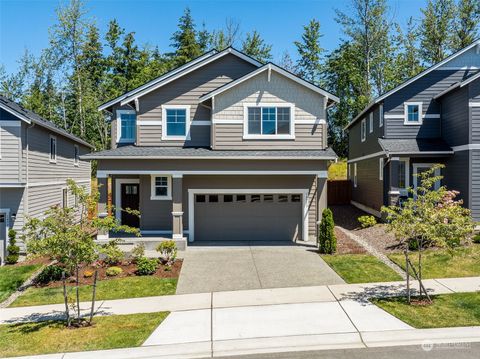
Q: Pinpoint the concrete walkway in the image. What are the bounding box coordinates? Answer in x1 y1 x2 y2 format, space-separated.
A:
176 244 345 294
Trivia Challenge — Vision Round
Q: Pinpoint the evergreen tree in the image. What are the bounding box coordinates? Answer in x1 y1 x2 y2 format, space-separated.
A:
395 18 424 80
452 0 480 50
418 0 455 65
241 30 272 63
294 19 324 84
171 7 201 65
278 51 296 73
198 22 211 52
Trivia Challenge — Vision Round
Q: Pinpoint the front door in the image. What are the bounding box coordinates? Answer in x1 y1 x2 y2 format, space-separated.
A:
121 184 140 227
0 213 7 264
413 164 440 191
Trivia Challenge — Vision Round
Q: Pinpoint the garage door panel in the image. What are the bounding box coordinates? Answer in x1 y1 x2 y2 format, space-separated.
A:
194 194 302 242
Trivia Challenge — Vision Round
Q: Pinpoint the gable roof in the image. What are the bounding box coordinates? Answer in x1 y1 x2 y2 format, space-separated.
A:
0 95 93 148
433 71 480 100
98 48 262 111
199 63 340 105
345 39 480 130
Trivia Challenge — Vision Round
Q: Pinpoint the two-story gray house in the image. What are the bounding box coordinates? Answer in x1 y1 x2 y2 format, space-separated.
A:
84 48 339 247
345 40 480 221
0 95 92 262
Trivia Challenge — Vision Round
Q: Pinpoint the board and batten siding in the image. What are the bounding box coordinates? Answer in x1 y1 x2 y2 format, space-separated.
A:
384 70 473 139
110 54 257 148
0 117 22 183
212 71 327 150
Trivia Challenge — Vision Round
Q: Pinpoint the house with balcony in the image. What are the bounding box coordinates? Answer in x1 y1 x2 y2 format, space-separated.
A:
83 48 339 248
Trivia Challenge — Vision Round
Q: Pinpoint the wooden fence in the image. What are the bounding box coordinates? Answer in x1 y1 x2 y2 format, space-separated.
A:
327 180 352 205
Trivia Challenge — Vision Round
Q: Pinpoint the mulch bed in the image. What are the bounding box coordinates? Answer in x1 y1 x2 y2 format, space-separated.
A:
334 227 367 255
14 257 52 267
34 259 183 288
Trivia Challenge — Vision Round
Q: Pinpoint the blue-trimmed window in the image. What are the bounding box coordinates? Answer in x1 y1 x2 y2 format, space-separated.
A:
119 112 136 142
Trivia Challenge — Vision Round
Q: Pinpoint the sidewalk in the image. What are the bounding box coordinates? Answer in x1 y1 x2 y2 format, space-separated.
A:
1 276 479 324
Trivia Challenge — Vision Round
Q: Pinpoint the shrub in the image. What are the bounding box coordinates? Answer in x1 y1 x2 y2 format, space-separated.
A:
358 215 377 229
318 208 336 254
473 234 480 244
83 270 94 278
106 266 123 276
156 240 177 265
131 243 145 263
136 257 158 276
5 229 20 264
35 265 65 285
100 239 124 265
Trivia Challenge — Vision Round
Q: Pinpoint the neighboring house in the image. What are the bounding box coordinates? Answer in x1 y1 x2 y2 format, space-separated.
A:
0 95 93 262
345 40 480 220
84 48 339 247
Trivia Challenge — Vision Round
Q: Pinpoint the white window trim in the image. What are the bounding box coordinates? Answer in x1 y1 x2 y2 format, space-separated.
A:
161 105 191 141
412 163 441 191
379 104 384 127
242 103 295 140
115 178 140 221
353 163 357 188
360 119 366 142
49 135 57 163
116 109 137 144
379 158 384 181
398 157 410 196
73 145 79 167
404 102 423 125
369 113 373 133
150 175 172 200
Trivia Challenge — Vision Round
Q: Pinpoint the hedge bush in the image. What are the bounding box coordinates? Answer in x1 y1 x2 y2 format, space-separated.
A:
35 265 65 285
156 240 177 265
100 240 124 265
136 257 158 276
106 266 123 276
5 229 20 264
473 234 480 244
358 215 377 229
318 208 336 254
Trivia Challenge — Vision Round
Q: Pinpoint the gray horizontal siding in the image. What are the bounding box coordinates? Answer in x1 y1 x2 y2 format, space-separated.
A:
0 119 22 183
444 151 470 208
351 157 384 212
348 104 384 160
471 150 480 221
137 123 211 147
472 107 480 143
441 86 469 146
0 188 25 232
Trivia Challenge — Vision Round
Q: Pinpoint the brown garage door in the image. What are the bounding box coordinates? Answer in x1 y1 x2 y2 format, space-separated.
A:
194 193 302 242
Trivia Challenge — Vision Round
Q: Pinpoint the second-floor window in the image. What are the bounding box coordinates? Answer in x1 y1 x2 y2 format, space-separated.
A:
360 119 366 142
74 145 79 166
162 105 191 140
117 110 136 143
369 113 373 133
244 104 294 139
404 102 422 125
49 136 57 163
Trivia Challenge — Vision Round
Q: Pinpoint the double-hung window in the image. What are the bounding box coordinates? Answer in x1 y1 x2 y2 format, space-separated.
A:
369 113 373 133
150 175 172 200
49 136 57 163
379 104 384 127
244 104 294 139
74 145 79 166
360 119 366 142
404 102 422 125
117 110 136 143
162 105 190 140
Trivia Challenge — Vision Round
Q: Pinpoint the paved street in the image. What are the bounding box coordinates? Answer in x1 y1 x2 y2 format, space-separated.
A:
176 244 345 294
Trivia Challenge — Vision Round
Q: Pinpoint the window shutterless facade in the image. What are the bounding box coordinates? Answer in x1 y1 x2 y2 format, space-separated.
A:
150 175 172 200
243 103 295 139
49 135 57 163
74 145 79 166
404 102 422 125
369 113 373 133
379 104 384 127
117 110 136 143
162 105 191 140
360 119 366 142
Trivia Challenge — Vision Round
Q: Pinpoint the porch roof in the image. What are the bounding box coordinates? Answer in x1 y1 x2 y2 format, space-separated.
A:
378 138 454 156
81 145 338 160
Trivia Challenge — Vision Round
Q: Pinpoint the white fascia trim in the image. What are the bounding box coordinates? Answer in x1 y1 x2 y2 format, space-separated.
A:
98 170 326 178
469 101 480 107
150 174 172 200
347 151 385 163
346 39 480 128
90 155 337 161
0 104 31 124
119 49 262 106
384 114 405 119
404 102 423 125
115 178 140 220
452 144 480 151
0 183 26 188
161 105 191 141
98 50 218 111
199 64 339 103
438 66 480 70
188 188 310 242
0 120 21 127
116 109 136 144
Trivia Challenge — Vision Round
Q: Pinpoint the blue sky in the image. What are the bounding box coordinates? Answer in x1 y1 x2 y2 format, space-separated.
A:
1 0 426 74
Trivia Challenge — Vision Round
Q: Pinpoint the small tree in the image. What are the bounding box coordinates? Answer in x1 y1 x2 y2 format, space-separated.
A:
318 208 336 254
22 179 138 326
382 164 475 303
5 229 20 264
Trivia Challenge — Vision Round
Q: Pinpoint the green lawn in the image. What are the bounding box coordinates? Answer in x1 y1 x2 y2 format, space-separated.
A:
0 264 42 303
373 292 480 328
11 276 177 307
0 312 168 357
328 160 347 180
321 254 403 283
388 245 480 279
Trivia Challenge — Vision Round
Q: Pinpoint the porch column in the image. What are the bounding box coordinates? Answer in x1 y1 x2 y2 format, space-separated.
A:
171 175 184 240
97 176 109 240
388 157 400 206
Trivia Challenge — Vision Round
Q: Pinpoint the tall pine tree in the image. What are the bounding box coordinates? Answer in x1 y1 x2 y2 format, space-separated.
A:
241 31 272 63
294 19 324 84
452 0 480 51
171 7 201 65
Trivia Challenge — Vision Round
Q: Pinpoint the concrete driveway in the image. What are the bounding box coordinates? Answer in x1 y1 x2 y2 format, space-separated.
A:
176 243 345 294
